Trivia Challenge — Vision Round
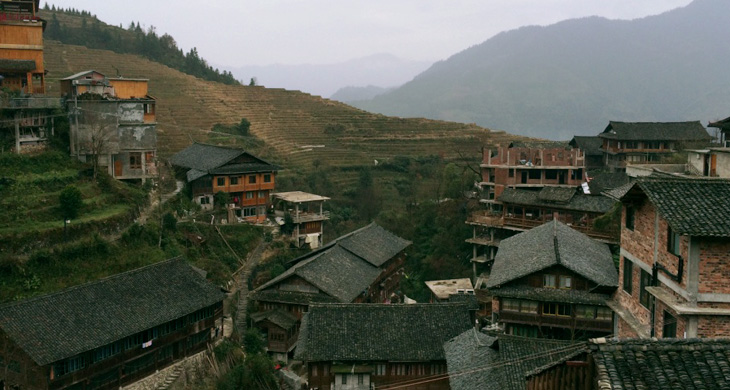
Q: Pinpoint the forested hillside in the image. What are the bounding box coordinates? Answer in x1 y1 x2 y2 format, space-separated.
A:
351 0 730 140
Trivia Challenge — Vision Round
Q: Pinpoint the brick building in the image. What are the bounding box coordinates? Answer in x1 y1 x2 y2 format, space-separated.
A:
0 258 225 390
609 177 730 338
297 303 473 390
487 220 617 340
170 143 279 222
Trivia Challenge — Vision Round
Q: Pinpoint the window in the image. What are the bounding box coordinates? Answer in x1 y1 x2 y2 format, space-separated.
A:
542 303 557 315
571 168 583 180
377 364 386 376
625 204 635 230
358 374 364 384
640 269 652 308
521 300 538 313
129 152 142 169
559 276 572 289
625 141 638 149
312 365 318 377
558 304 572 316
545 170 558 180
529 170 541 180
230 176 239 185
509 169 514 178
668 227 681 256
243 207 256 217
200 196 210 205
623 259 633 294
502 298 520 311
577 305 595 319
248 175 257 184
342 374 348 384
259 190 267 198
246 191 254 199
263 173 272 183
596 307 613 321
144 103 154 114
663 311 677 338
543 275 556 288
216 177 225 186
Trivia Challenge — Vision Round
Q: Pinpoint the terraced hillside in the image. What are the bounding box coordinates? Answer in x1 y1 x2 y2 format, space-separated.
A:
44 41 519 174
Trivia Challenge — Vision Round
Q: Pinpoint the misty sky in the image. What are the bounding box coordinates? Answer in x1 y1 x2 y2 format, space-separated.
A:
51 1 692 67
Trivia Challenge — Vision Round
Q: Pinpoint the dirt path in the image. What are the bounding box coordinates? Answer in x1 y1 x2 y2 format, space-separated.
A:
234 238 269 338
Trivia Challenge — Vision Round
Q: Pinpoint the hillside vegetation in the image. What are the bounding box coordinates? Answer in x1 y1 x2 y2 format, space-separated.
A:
351 0 730 140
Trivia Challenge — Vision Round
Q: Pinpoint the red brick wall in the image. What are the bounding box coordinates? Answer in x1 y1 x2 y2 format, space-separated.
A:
654 300 686 338
615 255 651 331
698 239 730 294
697 316 730 337
617 317 640 338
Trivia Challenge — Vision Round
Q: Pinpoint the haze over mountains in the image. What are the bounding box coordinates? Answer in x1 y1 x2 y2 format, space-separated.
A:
345 0 729 140
223 53 430 98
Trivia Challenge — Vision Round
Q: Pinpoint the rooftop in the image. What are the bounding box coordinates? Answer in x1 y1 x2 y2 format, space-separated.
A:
487 220 617 288
272 191 330 203
569 136 603 156
499 187 616 214
295 303 473 363
0 258 225 366
425 278 474 300
599 121 712 141
622 177 730 237
170 143 279 180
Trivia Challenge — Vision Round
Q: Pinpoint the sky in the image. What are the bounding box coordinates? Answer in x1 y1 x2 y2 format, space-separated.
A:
50 0 693 68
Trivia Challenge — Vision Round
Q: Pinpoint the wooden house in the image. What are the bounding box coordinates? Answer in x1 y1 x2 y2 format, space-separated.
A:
271 191 330 248
0 258 225 390
170 143 279 223
569 136 604 171
0 0 44 94
250 223 411 362
525 338 730 390
444 330 583 390
61 70 157 181
609 177 730 339
297 303 473 390
598 121 712 171
487 220 617 340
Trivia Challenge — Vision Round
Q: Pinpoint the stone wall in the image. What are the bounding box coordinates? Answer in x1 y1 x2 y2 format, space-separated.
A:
122 350 209 390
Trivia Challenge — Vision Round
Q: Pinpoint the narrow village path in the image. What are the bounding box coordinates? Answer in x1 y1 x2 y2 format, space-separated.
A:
234 237 269 338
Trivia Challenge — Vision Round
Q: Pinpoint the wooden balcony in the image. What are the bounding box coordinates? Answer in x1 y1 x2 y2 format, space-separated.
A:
500 311 612 333
467 211 504 226
502 217 618 242
466 236 501 247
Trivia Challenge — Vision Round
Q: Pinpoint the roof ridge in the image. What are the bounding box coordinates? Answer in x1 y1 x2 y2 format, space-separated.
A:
0 257 184 310
553 219 561 265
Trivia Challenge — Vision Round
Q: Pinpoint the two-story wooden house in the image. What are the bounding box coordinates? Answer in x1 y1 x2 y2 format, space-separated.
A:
61 70 157 181
598 121 712 171
297 303 473 390
271 191 330 249
0 258 225 390
609 177 730 339
487 220 618 340
170 143 279 223
250 223 411 362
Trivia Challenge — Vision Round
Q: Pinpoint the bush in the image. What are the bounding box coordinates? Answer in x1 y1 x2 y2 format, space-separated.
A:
214 191 230 209
236 118 250 136
163 212 177 232
59 185 83 219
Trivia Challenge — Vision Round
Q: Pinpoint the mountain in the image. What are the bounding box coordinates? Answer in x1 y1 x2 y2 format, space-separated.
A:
330 85 395 102
351 0 730 140
223 53 431 98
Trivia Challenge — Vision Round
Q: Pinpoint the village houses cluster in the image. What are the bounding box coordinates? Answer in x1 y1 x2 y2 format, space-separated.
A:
2 1 730 390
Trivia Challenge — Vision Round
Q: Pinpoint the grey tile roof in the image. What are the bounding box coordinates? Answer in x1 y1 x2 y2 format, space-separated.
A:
250 309 298 330
601 179 635 201
170 143 279 182
499 187 616 214
626 177 730 237
487 220 617 288
295 303 473 362
537 187 577 203
569 136 603 156
249 290 339 305
255 223 410 303
209 162 281 175
586 171 631 195
598 121 712 141
0 258 225 366
709 116 730 130
0 59 36 72
592 338 730 390
444 331 583 390
489 286 611 306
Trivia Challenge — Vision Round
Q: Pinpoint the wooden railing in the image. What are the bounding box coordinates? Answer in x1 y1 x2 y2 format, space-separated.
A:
500 311 612 332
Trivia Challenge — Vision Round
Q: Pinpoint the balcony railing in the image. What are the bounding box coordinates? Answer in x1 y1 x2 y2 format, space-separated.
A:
500 311 612 332
467 211 504 226
292 211 331 223
466 236 501 247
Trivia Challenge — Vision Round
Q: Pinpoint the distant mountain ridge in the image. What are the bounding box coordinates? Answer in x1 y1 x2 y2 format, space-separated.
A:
351 0 730 140
223 53 431 98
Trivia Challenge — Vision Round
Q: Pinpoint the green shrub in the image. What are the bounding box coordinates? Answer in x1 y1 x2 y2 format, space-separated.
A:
59 185 83 219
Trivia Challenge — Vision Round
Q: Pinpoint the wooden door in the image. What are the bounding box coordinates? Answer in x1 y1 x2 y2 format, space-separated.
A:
711 154 717 177
114 158 123 177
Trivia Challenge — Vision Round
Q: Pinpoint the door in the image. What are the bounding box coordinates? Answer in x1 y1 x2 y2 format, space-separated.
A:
711 154 717 177
521 171 528 184
114 158 123 177
558 171 566 184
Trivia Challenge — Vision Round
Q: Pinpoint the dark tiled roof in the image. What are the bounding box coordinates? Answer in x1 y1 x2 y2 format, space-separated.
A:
509 141 571 149
627 177 730 237
250 309 298 330
537 187 576 203
709 116 730 130
598 121 712 141
487 220 617 288
169 143 244 171
336 223 411 267
295 303 473 362
209 162 280 175
569 136 603 156
489 286 611 306
448 293 479 309
592 338 730 390
0 258 224 366
0 59 36 72
444 331 582 390
255 223 410 303
249 290 338 305
601 179 635 201
499 187 616 214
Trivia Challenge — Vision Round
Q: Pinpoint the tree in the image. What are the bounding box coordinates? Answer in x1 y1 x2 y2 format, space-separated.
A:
236 118 250 136
59 185 83 219
76 104 116 179
249 77 257 86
